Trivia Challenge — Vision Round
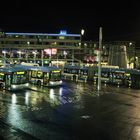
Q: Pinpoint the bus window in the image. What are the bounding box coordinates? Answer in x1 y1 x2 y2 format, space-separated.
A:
12 73 28 84
31 71 37 78
0 73 5 81
37 71 43 79
43 73 49 85
50 71 61 81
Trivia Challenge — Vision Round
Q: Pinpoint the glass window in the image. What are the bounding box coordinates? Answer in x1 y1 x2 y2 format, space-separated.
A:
37 71 43 79
12 72 28 84
59 36 65 39
50 72 61 81
31 71 37 77
0 73 4 81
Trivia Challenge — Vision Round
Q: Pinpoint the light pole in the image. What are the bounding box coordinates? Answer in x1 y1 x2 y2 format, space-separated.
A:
72 49 74 66
25 50 29 62
81 29 85 37
134 43 136 69
41 50 44 66
17 50 22 63
32 50 37 64
81 29 85 52
49 49 52 66
2 50 7 66
128 42 132 68
63 51 67 59
97 27 102 91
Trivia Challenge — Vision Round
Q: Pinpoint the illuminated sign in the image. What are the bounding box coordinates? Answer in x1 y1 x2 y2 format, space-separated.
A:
0 73 4 75
44 48 57 55
60 30 67 35
125 73 130 76
59 36 65 39
52 70 60 73
16 71 25 74
37 71 42 74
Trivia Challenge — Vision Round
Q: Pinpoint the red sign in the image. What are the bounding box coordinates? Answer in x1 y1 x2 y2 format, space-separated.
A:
44 49 57 55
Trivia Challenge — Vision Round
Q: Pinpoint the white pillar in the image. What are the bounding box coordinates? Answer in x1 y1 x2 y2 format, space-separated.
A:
41 50 44 66
97 27 102 91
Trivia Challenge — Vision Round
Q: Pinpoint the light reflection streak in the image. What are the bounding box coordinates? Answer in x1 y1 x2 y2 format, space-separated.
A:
12 94 16 104
59 88 63 96
49 89 55 100
25 91 30 106
7 93 22 128
49 88 63 105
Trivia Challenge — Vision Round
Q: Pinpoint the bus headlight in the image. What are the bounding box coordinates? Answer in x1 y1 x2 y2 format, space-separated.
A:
12 85 16 89
25 83 29 87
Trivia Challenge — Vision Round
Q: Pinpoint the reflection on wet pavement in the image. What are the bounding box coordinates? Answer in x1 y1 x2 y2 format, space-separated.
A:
0 82 140 139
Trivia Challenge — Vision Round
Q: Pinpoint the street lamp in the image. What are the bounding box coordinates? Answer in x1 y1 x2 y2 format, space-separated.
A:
2 50 7 66
133 43 136 69
41 50 44 66
17 50 22 63
81 29 85 47
129 42 136 69
32 50 37 64
25 50 29 62
63 51 67 59
81 29 85 36
97 27 102 91
49 49 52 66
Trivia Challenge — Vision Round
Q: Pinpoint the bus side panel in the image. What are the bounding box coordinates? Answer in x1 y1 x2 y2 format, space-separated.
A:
43 72 49 86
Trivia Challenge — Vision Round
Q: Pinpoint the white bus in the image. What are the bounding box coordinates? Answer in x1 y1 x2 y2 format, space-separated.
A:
0 66 29 90
15 64 62 87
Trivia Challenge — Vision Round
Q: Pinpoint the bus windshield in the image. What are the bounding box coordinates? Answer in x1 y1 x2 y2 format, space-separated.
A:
12 72 28 84
50 72 61 81
0 73 4 81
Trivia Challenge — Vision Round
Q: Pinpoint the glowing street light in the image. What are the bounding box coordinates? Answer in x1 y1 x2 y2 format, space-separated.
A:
32 50 37 63
81 29 85 45
41 50 44 66
129 42 132 46
81 29 85 35
63 51 67 59
97 27 102 91
17 50 22 62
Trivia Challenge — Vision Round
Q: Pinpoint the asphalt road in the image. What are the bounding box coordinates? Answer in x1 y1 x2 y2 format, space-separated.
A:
0 81 140 140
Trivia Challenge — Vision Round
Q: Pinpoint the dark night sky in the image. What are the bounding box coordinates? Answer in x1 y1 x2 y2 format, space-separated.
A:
0 1 140 44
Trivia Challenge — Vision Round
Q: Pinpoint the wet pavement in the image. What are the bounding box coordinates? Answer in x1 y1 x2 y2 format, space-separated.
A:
0 81 140 140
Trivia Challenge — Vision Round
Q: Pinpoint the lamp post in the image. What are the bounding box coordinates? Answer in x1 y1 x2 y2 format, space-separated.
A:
25 50 29 62
17 50 22 63
49 49 52 66
134 43 136 69
128 42 132 68
2 50 7 66
81 29 85 50
97 27 102 91
32 50 37 64
81 29 85 37
63 51 67 59
41 50 44 66
79 29 85 65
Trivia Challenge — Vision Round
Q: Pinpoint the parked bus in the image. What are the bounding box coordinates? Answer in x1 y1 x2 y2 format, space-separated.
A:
0 66 29 90
63 64 132 86
63 65 81 80
15 64 62 87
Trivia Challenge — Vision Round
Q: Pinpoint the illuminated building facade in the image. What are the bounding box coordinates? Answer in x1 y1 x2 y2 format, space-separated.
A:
80 41 136 68
0 30 137 68
0 30 81 66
